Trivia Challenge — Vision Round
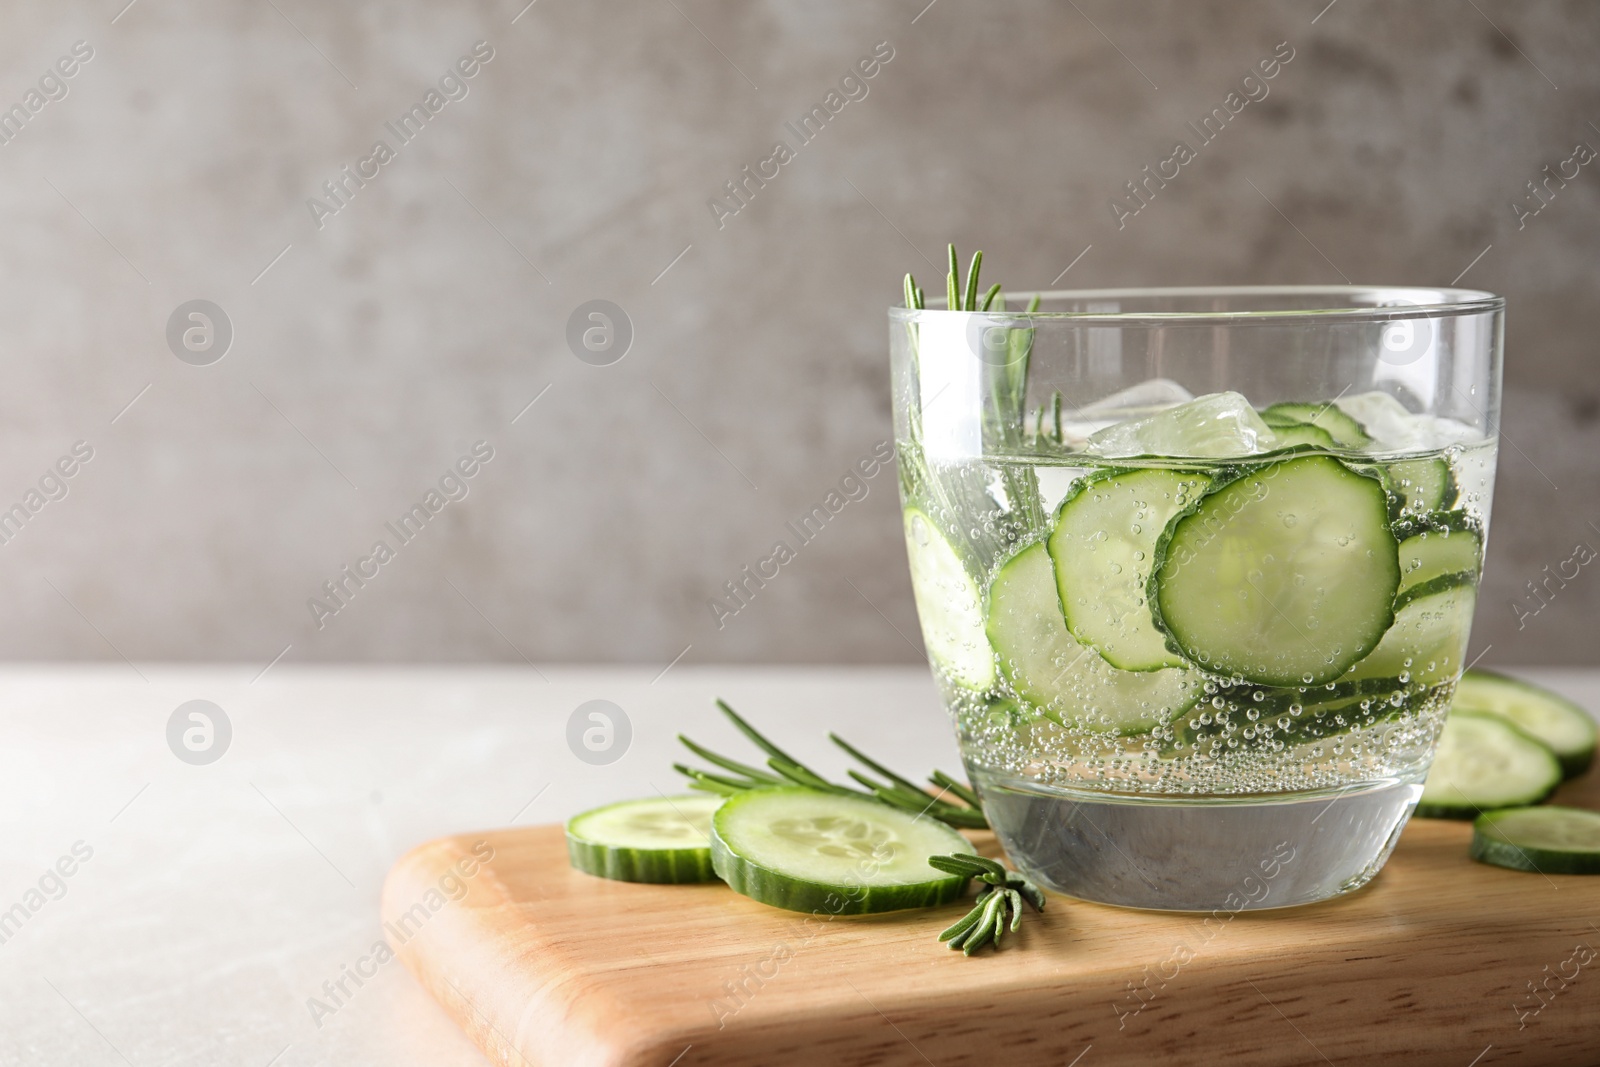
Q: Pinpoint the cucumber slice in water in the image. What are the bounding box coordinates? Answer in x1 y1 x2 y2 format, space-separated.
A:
1384 456 1456 518
1337 581 1477 689
566 795 723 883
1266 422 1339 451
1454 670 1597 778
1416 711 1561 819
1396 527 1481 600
1048 468 1209 671
1260 402 1373 448
709 788 974 913
903 507 996 690
987 542 1201 732
1150 456 1400 687
1472 807 1600 874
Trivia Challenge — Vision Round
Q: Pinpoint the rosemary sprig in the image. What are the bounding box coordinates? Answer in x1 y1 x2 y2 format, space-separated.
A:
928 854 1046 955
675 699 989 829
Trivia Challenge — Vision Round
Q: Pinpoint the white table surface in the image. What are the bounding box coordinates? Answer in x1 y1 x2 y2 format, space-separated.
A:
3 665 1596 1067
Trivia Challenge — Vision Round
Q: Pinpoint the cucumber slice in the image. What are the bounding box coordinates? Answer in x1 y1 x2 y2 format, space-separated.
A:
1472 807 1600 874
1337 581 1476 689
566 795 723 883
1396 526 1481 600
1384 456 1456 519
1260 402 1373 448
1454 670 1598 778
1048 468 1209 671
987 542 1201 732
903 507 996 690
1150 456 1400 687
1416 711 1561 819
709 787 974 913
1266 422 1339 451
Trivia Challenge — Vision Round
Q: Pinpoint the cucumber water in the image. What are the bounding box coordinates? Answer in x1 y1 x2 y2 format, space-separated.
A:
897 392 1495 803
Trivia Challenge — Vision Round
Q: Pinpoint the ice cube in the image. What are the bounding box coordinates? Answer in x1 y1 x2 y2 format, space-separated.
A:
1335 391 1479 451
1085 391 1278 458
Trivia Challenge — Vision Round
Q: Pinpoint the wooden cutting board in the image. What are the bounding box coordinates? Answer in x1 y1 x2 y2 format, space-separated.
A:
381 774 1600 1067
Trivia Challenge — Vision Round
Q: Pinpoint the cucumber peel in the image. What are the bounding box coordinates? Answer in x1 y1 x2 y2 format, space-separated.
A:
1472 807 1600 875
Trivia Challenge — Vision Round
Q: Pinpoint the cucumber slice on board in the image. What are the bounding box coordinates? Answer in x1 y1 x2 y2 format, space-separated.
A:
1416 711 1562 819
987 542 1201 733
1048 468 1209 671
709 788 974 913
1336 581 1476 689
566 795 723 883
1260 402 1373 448
903 507 996 690
1454 670 1597 778
1472 807 1600 874
1384 456 1457 519
1150 456 1400 687
1396 527 1481 600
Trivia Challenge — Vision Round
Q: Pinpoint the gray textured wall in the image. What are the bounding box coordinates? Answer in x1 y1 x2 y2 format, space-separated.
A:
0 0 1595 670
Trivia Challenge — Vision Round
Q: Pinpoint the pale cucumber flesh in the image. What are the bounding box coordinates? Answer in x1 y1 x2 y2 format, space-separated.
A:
903 507 996 690
710 788 973 913
1453 670 1597 778
1048 468 1209 671
1417 712 1561 819
1151 456 1400 687
566 795 723 883
1336 582 1476 690
1396 527 1481 599
987 542 1201 733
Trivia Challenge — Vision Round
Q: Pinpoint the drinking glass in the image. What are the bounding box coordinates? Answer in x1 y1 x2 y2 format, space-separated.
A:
891 286 1503 910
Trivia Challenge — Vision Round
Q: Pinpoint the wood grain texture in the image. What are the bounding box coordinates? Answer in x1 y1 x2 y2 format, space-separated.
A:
381 775 1600 1067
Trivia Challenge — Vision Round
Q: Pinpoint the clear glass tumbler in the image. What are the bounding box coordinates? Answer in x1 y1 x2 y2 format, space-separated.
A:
891 286 1503 910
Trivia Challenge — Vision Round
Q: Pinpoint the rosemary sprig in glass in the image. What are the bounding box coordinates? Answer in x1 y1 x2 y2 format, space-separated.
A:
928 853 1046 955
674 699 988 830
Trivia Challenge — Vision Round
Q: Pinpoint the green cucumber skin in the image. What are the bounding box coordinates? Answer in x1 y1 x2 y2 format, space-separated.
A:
565 835 718 884
1415 798 1552 821
1392 570 1477 611
1455 669 1598 779
1175 687 1411 754
1392 508 1481 540
1470 834 1600 875
1265 423 1339 452
1470 808 1600 875
1147 457 1400 687
1260 402 1373 448
709 831 968 914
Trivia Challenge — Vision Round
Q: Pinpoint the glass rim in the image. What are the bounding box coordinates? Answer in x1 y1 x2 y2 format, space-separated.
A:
889 284 1504 325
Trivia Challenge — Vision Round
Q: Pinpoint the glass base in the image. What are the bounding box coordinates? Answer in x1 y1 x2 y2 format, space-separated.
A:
971 769 1423 912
